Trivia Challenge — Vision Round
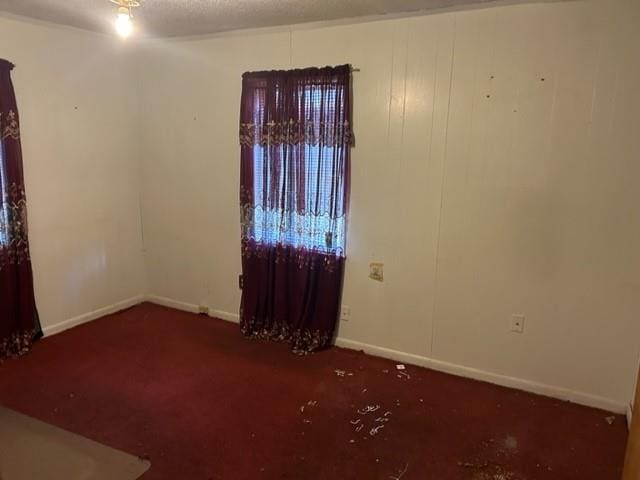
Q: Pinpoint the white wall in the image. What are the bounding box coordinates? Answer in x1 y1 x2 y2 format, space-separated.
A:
0 16 146 332
138 0 640 410
1 0 637 413
432 0 640 412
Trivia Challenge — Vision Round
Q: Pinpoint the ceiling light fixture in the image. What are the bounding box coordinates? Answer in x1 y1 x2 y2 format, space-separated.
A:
110 0 140 38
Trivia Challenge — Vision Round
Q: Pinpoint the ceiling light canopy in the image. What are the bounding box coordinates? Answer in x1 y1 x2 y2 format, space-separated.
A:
110 0 140 38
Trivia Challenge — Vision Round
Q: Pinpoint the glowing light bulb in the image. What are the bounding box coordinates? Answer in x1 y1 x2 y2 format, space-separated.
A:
115 7 132 38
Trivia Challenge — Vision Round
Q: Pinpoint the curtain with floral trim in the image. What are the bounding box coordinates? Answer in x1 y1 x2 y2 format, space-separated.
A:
239 65 352 354
0 59 42 360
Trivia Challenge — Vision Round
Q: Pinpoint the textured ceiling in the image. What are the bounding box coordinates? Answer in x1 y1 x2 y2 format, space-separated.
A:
0 0 511 38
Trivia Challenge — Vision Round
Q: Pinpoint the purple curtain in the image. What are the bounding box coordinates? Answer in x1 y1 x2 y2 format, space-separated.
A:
0 59 41 360
239 65 353 354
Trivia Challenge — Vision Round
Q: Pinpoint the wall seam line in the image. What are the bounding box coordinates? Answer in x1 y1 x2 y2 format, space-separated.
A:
429 13 456 358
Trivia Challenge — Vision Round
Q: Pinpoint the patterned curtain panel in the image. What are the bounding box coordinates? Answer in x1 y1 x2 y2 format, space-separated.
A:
239 65 353 354
0 59 42 360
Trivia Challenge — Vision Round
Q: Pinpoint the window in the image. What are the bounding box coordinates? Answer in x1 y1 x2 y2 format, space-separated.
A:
250 139 346 253
240 67 352 256
238 65 353 353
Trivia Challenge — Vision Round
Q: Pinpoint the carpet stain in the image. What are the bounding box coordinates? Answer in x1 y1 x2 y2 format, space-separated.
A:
504 435 518 451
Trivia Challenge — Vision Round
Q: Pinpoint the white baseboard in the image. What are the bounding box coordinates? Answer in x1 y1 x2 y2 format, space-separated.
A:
95 295 629 415
210 309 240 323
145 295 241 324
39 292 629 416
333 337 627 414
42 295 145 337
145 294 200 314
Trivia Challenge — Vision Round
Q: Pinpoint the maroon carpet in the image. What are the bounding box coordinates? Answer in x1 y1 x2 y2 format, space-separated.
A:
0 303 628 479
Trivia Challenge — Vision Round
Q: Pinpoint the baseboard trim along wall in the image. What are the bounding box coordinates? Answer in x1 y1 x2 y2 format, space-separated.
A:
144 295 627 415
144 295 200 314
42 295 145 337
39 294 629 416
144 295 242 324
334 337 627 415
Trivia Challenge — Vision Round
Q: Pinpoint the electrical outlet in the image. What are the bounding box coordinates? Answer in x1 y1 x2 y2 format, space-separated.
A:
510 314 525 333
369 262 384 282
340 305 351 321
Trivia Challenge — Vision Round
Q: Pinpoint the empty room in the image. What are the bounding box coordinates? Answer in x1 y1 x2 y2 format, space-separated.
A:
0 0 639 479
